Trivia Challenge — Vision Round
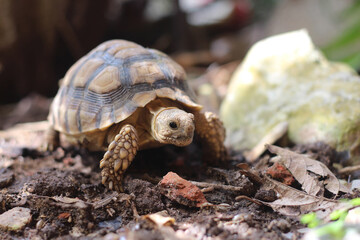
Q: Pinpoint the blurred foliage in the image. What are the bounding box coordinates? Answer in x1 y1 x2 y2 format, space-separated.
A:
251 0 279 21
301 198 360 240
322 0 360 71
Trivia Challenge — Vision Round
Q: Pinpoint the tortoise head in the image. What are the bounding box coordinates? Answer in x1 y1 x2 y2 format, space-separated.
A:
152 108 195 147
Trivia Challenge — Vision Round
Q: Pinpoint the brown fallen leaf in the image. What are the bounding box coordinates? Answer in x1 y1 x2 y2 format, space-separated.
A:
236 160 348 220
142 211 175 227
260 175 350 219
267 145 350 196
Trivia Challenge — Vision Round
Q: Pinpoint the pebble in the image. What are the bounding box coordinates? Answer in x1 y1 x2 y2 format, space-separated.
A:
0 168 14 188
351 179 360 191
98 216 122 231
345 207 360 224
0 207 32 231
268 219 291 233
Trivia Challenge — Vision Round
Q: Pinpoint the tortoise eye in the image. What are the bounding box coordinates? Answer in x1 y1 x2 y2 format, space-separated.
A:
169 121 178 129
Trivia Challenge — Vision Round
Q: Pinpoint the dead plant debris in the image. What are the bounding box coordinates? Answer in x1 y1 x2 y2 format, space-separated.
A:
0 120 357 239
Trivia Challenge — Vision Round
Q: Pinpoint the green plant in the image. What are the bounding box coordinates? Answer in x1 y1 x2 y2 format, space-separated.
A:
322 1 360 70
301 198 360 240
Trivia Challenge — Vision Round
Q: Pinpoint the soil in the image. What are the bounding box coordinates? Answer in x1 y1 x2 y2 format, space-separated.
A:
0 96 341 240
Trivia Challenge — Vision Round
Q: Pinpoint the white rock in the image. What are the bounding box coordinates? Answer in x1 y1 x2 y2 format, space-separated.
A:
220 30 360 161
0 207 31 231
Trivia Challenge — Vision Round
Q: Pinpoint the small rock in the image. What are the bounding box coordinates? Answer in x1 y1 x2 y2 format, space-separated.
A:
0 207 32 231
254 189 278 202
351 180 360 191
98 216 122 231
36 219 45 229
158 172 208 207
0 168 14 188
268 219 291 233
232 213 252 222
345 207 360 224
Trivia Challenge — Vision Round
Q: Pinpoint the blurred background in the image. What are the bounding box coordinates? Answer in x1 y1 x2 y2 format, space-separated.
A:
0 0 359 127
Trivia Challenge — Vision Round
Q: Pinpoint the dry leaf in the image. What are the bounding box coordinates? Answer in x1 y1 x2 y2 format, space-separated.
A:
142 212 175 227
267 145 350 196
261 176 350 219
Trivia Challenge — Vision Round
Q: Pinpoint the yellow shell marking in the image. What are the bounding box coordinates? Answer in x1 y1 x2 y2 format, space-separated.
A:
73 59 104 88
155 88 176 100
114 47 148 59
88 66 120 94
107 42 139 55
130 61 165 85
131 91 156 107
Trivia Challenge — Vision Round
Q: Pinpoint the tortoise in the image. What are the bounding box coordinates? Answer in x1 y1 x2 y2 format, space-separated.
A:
46 39 227 192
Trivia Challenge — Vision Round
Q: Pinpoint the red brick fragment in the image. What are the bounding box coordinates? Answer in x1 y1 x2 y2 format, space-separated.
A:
62 157 75 166
158 172 208 207
57 212 71 219
266 162 295 185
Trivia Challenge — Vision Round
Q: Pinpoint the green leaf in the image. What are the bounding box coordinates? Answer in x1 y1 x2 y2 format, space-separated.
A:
341 52 360 70
340 0 360 20
350 198 360 206
301 212 320 228
322 20 360 53
316 220 345 240
330 209 348 221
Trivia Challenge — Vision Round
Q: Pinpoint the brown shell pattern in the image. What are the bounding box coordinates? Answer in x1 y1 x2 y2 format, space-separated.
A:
49 40 201 134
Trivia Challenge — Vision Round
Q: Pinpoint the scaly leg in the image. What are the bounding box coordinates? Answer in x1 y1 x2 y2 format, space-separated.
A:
100 124 138 192
194 112 227 164
43 126 60 151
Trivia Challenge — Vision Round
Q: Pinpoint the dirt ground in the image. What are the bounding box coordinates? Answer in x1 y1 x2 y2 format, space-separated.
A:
0 95 353 240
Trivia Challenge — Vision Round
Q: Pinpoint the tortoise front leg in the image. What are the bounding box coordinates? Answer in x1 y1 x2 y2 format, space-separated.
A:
100 124 138 192
43 126 60 151
194 112 227 163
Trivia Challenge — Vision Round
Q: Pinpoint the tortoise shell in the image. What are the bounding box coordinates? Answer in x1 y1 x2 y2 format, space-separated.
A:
49 40 201 134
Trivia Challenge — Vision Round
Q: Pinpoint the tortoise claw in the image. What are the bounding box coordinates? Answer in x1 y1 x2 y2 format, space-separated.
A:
41 126 60 152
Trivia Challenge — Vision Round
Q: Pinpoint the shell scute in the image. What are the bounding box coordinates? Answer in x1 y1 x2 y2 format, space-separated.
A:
73 59 104 88
88 66 120 93
130 61 165 85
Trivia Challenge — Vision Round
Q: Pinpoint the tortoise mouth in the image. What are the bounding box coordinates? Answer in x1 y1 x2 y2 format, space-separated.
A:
159 134 194 147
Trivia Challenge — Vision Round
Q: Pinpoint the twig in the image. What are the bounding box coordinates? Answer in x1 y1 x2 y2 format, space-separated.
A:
140 174 161 184
235 195 263 206
93 192 119 209
130 193 140 219
201 186 214 193
190 180 247 193
339 165 360 175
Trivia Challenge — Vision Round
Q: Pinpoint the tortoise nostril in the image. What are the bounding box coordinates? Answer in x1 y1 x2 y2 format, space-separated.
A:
187 125 194 134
